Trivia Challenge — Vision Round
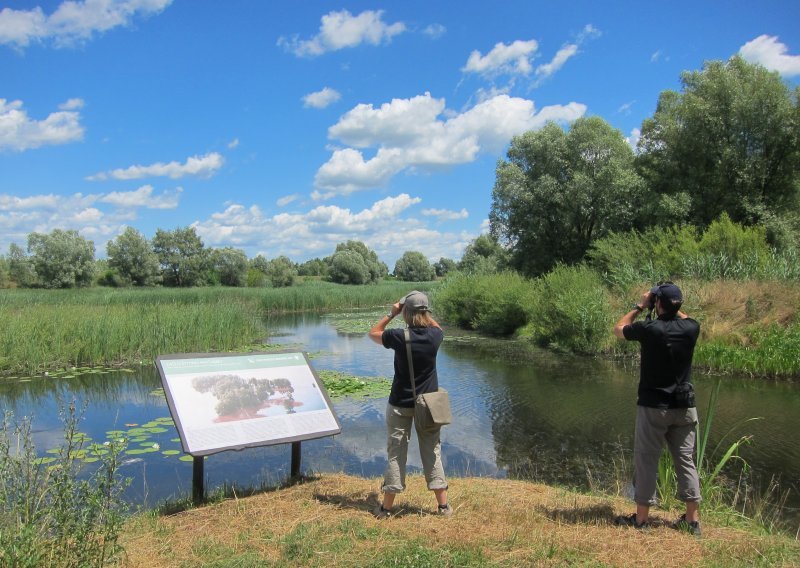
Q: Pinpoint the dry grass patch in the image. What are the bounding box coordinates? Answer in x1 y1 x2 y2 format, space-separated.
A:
688 280 799 342
120 474 800 567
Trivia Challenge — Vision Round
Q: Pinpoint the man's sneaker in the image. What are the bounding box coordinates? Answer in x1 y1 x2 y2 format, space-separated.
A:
671 514 702 536
614 513 648 529
372 504 391 520
437 503 453 517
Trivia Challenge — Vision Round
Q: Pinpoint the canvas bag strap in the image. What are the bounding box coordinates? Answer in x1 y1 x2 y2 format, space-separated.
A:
404 328 418 400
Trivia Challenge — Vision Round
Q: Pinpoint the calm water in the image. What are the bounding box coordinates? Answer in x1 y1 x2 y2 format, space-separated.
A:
2 311 799 527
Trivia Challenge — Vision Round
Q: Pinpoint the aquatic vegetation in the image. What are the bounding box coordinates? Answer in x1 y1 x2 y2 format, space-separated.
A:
318 370 391 399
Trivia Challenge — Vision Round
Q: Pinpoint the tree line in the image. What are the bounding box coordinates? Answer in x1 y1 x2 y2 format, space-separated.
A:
490 56 800 277
0 226 474 289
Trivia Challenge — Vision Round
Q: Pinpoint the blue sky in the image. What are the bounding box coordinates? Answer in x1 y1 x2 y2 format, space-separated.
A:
2 1 799 268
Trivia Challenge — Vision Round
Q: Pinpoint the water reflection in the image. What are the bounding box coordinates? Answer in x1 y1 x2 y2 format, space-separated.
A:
1 312 798 527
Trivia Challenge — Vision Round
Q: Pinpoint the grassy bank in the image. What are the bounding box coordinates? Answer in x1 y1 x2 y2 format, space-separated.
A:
0 281 435 377
433 273 800 379
120 473 800 567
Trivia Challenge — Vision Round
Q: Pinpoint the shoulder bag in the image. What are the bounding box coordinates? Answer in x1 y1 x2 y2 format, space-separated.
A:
404 328 452 429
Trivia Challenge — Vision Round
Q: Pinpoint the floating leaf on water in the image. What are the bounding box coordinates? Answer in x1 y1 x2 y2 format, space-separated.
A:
106 430 125 437
45 448 61 455
178 455 195 462
120 368 136 373
146 427 168 433
162 450 181 456
125 448 158 455
125 423 139 427
130 437 150 443
170 438 181 443
82 457 99 463
34 457 57 465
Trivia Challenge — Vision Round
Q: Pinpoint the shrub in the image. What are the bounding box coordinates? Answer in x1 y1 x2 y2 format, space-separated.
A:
433 272 533 335
525 264 614 353
0 404 129 567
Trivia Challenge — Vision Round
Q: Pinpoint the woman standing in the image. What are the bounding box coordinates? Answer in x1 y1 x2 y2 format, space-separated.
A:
368 290 451 518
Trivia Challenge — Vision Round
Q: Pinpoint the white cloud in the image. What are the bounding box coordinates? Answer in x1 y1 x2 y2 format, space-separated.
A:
422 208 468 221
617 100 635 115
278 9 405 57
98 185 181 209
422 24 446 39
0 0 173 49
314 92 586 195
227 138 239 149
88 152 224 180
536 44 578 79
463 39 539 76
303 87 342 109
0 184 183 253
192 193 474 266
276 194 299 207
650 50 662 63
0 98 85 151
739 35 800 77
626 128 641 150
535 24 600 81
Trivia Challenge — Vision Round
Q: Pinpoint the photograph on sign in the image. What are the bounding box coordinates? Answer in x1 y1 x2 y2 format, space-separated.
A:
156 352 341 456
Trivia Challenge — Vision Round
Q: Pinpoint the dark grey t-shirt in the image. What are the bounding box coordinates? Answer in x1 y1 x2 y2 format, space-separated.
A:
623 315 700 409
382 326 444 408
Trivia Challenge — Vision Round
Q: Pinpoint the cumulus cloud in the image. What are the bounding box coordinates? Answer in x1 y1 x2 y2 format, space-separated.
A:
422 208 468 221
739 35 800 77
278 9 405 57
192 193 473 266
0 98 85 151
0 0 173 49
303 87 342 109
314 92 586 196
0 184 182 252
626 128 641 150
463 39 539 76
98 184 181 208
88 152 224 180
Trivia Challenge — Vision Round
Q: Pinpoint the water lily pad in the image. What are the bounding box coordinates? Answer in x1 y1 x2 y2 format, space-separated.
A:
178 455 195 462
82 457 99 463
162 450 181 456
34 457 57 465
146 427 168 433
125 448 158 455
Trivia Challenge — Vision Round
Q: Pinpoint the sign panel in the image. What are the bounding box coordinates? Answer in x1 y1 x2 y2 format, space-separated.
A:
156 351 341 456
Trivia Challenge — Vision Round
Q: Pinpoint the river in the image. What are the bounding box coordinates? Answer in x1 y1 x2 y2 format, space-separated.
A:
2 311 798 529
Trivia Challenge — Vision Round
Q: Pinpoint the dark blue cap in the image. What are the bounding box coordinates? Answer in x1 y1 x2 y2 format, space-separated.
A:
650 282 683 303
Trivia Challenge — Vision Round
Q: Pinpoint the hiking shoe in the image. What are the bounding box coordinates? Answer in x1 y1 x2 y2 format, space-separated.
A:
671 514 702 536
437 503 453 517
614 513 648 529
372 504 391 519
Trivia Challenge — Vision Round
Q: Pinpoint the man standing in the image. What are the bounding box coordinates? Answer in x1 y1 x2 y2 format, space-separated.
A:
613 282 702 535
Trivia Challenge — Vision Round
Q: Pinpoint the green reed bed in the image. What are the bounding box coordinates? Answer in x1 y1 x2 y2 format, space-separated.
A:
0 295 264 376
0 281 437 376
695 324 800 378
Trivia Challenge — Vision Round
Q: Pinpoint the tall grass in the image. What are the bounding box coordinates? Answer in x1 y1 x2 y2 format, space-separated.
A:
0 404 129 567
656 380 764 516
0 281 436 376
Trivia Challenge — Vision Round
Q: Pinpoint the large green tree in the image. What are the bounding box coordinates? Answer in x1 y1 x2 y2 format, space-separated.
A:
6 243 36 288
265 255 298 288
458 234 509 275
326 241 387 284
637 56 800 228
107 227 161 286
210 247 249 287
490 117 647 276
152 226 209 287
27 229 96 288
394 251 435 281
